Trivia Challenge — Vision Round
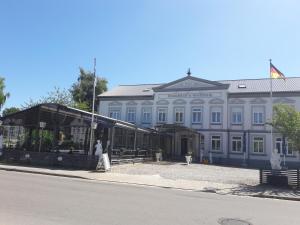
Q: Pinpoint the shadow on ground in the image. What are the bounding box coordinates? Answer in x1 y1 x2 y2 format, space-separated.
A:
221 184 300 199
144 161 180 166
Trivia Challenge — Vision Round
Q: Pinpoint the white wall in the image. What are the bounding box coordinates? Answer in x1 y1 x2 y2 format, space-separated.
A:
99 94 300 161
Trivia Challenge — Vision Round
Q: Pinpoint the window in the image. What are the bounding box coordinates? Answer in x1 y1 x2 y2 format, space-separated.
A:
174 108 184 123
211 106 222 124
126 108 136 123
200 134 205 150
275 137 282 154
109 109 121 120
232 136 242 152
192 108 202 124
287 141 294 156
253 112 263 124
142 108 152 123
253 137 264 153
276 137 294 155
232 111 242 124
211 111 221 124
211 135 221 151
157 108 167 123
238 84 246 88
252 106 265 125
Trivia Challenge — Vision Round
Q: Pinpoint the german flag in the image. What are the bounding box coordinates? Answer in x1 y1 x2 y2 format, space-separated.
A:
270 63 286 80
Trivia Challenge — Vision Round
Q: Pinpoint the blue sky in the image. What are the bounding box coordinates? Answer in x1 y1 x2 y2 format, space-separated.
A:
1 0 300 109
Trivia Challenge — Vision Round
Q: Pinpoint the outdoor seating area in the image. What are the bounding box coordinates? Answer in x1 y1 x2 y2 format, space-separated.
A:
0 103 161 169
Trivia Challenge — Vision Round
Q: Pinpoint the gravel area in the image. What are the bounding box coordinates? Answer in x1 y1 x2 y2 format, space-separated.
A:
111 162 259 185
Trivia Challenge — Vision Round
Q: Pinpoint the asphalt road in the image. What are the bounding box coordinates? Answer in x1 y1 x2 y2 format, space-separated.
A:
0 170 299 225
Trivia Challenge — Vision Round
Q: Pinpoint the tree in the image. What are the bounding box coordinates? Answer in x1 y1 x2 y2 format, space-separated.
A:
22 87 74 109
70 68 107 112
272 104 300 152
0 77 10 111
43 87 74 106
2 107 20 116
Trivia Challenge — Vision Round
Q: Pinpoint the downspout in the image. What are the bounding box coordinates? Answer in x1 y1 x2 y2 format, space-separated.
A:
247 130 250 165
227 129 230 164
226 96 230 161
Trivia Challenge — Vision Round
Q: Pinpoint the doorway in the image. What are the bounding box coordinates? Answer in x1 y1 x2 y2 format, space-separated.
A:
181 138 188 156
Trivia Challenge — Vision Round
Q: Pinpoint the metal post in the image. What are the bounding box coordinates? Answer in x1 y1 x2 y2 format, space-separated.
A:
8 126 11 149
269 59 274 157
297 169 300 189
125 129 128 148
109 127 115 163
242 131 247 167
259 169 263 184
38 128 42 152
38 122 46 153
89 58 97 155
133 129 137 151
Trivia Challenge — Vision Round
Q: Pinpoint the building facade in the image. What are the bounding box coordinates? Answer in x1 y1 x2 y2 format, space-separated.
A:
98 73 300 167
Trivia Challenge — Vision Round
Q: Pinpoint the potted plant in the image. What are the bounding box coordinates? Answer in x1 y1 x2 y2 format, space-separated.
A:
155 148 162 162
185 151 193 165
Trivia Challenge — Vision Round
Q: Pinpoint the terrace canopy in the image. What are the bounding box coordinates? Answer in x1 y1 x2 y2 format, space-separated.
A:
0 103 158 160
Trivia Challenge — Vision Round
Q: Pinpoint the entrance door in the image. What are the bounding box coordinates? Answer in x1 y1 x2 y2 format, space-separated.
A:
181 138 188 156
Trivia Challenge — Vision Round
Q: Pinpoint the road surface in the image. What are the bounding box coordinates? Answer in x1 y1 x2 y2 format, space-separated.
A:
0 170 299 225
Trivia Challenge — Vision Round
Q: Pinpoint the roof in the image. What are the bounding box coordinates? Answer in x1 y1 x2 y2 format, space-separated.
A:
98 77 300 98
1 103 154 133
221 77 300 93
152 75 228 91
99 84 162 98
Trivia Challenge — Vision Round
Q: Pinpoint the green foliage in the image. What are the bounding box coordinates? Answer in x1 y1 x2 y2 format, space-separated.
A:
22 87 74 109
0 77 10 111
23 129 54 151
272 104 300 151
70 67 107 112
42 130 55 151
43 87 74 106
2 107 20 116
73 101 90 111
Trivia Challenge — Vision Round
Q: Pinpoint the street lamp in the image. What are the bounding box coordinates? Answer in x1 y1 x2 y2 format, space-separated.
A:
39 122 46 153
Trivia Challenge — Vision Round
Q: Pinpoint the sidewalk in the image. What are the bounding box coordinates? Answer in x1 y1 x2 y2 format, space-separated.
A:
0 163 299 201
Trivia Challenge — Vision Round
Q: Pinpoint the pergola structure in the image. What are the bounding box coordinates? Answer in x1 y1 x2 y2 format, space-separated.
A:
0 104 159 167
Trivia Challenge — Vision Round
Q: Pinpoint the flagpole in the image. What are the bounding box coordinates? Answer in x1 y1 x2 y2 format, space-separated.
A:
89 58 97 155
269 59 273 154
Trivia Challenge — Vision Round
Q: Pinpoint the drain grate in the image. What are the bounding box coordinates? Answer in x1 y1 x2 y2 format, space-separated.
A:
218 218 252 225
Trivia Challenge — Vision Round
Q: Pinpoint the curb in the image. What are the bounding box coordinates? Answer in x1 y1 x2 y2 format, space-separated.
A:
0 166 201 192
1 166 299 202
251 194 300 202
0 166 89 180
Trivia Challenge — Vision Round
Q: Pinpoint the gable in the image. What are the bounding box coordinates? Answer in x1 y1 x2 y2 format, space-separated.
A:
166 79 215 89
153 75 229 92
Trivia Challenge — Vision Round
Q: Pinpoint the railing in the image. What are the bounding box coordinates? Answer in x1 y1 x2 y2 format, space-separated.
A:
111 148 154 164
260 169 300 189
0 149 98 170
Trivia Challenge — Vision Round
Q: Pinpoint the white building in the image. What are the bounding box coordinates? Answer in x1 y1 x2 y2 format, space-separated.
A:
98 72 300 167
